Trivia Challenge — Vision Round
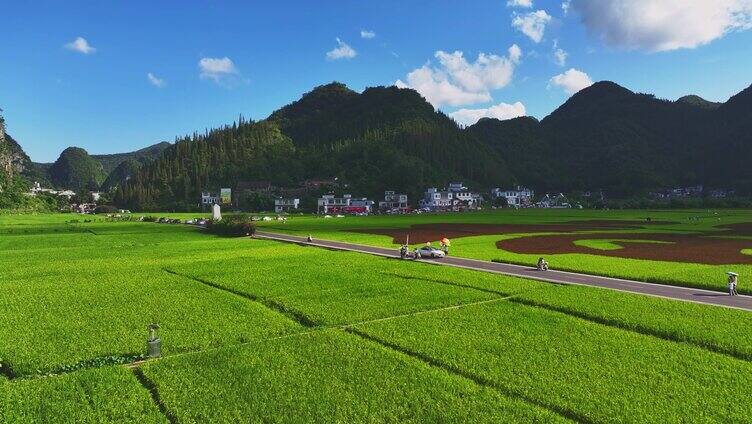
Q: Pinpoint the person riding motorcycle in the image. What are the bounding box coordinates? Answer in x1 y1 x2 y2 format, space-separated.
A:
537 257 549 271
399 244 408 259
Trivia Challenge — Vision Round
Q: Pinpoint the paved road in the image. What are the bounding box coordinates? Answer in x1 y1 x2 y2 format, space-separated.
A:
254 231 752 311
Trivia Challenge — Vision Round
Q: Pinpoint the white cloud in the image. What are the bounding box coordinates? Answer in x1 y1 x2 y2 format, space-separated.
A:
360 29 376 39
326 38 357 60
562 0 571 15
512 10 552 43
507 0 533 8
199 57 239 83
449 101 527 126
549 68 593 95
395 45 522 107
64 37 96 54
571 0 752 52
554 48 568 66
147 73 165 88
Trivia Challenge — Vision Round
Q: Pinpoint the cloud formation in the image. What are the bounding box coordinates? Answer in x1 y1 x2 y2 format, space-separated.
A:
147 73 165 88
64 37 96 54
507 0 533 8
549 68 593 95
395 45 522 107
360 30 376 39
571 0 752 52
561 0 571 15
199 57 239 83
554 47 568 66
326 38 357 60
449 101 527 126
512 10 552 43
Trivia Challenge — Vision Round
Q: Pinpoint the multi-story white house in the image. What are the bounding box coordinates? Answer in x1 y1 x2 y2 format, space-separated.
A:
317 194 374 214
274 198 300 213
378 191 409 211
491 186 534 207
419 183 482 210
201 192 220 206
419 188 453 209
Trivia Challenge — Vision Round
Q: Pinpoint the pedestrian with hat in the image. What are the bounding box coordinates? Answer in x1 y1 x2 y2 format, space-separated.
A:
727 272 739 296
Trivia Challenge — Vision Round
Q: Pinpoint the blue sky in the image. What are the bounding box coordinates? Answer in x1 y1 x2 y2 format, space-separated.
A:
2 0 752 162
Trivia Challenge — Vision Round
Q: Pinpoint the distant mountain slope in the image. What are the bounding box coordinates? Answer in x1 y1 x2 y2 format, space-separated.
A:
48 147 105 192
115 83 512 210
8 79 752 210
676 95 721 110
92 141 171 175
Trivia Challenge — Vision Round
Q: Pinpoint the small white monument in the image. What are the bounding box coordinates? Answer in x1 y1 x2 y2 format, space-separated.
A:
212 203 222 221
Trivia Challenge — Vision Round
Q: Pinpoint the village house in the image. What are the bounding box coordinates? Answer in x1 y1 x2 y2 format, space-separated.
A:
200 192 220 206
274 197 300 213
490 186 534 207
419 183 482 211
378 191 409 212
317 194 373 214
537 193 571 208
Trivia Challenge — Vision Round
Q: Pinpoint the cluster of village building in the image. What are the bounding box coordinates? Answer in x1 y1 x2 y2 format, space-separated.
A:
201 182 575 215
649 185 734 199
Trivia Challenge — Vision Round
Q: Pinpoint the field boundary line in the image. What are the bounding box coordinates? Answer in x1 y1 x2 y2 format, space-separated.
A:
508 298 752 362
343 327 591 424
339 297 512 329
131 367 179 424
163 268 317 327
378 271 517 296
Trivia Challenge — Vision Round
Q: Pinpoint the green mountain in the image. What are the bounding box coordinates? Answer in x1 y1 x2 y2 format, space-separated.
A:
112 80 752 211
675 95 721 110
115 83 511 210
92 141 171 175
100 158 143 192
8 80 752 210
468 81 752 197
48 147 106 193
0 112 55 210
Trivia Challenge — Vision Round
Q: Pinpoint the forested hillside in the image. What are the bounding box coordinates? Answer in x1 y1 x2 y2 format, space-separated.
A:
115 84 512 210
112 80 752 211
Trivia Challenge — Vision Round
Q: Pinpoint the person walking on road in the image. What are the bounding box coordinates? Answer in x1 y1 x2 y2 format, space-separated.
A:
728 272 738 296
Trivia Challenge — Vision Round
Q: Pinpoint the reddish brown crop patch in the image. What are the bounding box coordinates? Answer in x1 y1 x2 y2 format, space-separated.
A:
497 233 752 265
350 220 752 264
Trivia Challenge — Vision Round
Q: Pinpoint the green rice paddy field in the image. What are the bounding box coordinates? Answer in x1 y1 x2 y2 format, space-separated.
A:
1 212 751 422
258 209 752 293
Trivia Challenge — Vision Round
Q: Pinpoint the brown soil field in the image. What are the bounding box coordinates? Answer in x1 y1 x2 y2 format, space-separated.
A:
497 233 752 265
351 220 752 264
720 223 752 236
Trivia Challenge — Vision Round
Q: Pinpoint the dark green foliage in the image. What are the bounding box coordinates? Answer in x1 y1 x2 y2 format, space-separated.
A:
469 81 752 196
205 214 256 237
675 95 721 110
116 83 511 211
100 158 142 192
115 120 297 211
238 191 274 212
92 141 171 175
49 147 105 192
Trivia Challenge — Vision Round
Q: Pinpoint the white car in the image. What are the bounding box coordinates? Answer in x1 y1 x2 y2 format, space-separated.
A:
416 246 446 258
